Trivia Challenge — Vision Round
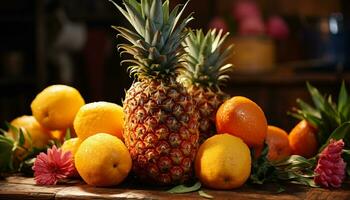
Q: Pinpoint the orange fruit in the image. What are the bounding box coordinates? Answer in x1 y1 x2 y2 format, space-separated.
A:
75 133 132 186
266 125 292 162
9 116 51 161
31 85 85 130
216 96 268 148
50 130 65 142
195 134 251 190
289 120 318 158
61 138 82 157
50 127 77 142
9 115 51 149
73 102 124 140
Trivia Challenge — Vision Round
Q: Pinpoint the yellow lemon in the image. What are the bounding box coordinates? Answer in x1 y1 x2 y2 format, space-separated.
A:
195 134 251 190
73 102 124 140
31 85 85 130
75 133 132 186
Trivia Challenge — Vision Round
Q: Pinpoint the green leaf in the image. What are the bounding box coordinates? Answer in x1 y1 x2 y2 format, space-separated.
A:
320 100 340 127
299 112 322 129
0 128 8 136
167 181 201 194
343 149 350 175
319 122 350 151
287 111 304 121
275 155 315 167
198 190 213 199
0 135 14 144
18 128 25 147
0 138 14 172
126 0 142 14
343 104 350 122
295 176 318 187
296 99 319 118
6 122 19 141
338 81 348 114
162 0 169 22
65 128 71 141
249 144 277 185
306 82 325 111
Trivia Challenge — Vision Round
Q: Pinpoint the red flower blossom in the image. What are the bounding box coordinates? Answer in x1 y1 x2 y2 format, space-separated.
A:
266 16 289 40
238 16 265 36
32 145 75 185
314 139 346 188
232 0 261 22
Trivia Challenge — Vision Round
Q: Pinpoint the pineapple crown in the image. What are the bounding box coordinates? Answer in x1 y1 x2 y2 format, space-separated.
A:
178 28 234 91
110 0 193 80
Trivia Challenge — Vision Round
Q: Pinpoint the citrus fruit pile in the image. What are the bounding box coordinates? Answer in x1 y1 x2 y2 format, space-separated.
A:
3 84 132 187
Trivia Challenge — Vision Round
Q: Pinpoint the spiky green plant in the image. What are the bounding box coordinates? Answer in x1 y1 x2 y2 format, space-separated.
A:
291 82 350 149
110 0 200 185
178 29 233 142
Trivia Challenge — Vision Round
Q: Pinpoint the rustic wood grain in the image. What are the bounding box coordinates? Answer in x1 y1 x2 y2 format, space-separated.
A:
0 176 349 200
0 183 60 200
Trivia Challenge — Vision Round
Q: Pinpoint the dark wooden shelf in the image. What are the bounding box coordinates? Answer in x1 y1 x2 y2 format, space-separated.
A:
229 68 348 86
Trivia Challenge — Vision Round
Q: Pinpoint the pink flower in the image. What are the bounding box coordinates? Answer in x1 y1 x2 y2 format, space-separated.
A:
266 16 289 40
232 0 261 22
208 17 229 33
314 139 346 188
238 17 265 36
32 146 75 185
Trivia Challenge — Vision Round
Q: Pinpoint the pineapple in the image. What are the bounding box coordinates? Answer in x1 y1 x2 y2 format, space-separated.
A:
178 29 234 143
110 0 199 185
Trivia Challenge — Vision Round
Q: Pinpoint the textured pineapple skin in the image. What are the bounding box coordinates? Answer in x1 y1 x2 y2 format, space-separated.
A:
188 86 227 144
123 78 199 185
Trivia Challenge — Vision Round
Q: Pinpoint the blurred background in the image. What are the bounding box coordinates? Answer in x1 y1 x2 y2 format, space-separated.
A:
1 0 350 130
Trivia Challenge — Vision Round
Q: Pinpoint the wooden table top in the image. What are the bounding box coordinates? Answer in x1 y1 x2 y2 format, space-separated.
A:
0 176 349 200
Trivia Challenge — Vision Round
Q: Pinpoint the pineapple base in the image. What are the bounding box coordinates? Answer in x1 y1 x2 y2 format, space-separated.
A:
123 78 200 185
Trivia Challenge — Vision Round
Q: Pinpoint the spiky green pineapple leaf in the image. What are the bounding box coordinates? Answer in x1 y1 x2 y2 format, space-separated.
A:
162 0 169 22
307 83 339 128
111 0 193 80
338 81 348 113
338 81 350 122
290 108 322 132
296 99 320 118
126 0 142 14
180 29 234 90
306 82 325 111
